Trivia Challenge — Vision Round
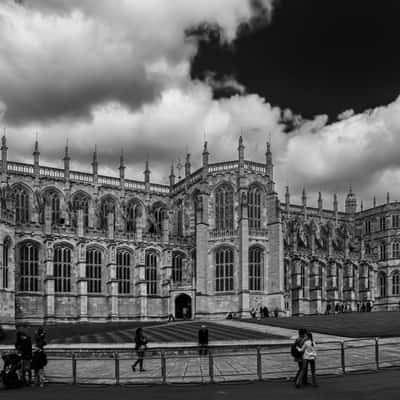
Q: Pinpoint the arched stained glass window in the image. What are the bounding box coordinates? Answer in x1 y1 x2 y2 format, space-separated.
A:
45 190 61 226
248 186 262 229
379 273 387 297
215 184 234 231
126 201 141 233
86 248 102 293
249 247 263 291
14 186 30 224
172 252 184 283
145 251 157 295
99 197 116 231
215 247 234 292
20 243 39 292
117 250 131 294
1 237 10 289
72 192 89 229
392 273 400 296
54 246 72 292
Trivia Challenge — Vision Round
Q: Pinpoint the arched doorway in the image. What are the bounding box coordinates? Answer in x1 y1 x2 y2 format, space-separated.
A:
175 293 192 319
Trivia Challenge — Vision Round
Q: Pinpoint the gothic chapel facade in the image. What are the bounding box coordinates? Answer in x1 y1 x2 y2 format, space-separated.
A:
0 135 397 328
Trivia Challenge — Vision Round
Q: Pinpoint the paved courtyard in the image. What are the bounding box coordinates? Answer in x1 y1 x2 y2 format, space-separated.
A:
2 369 400 400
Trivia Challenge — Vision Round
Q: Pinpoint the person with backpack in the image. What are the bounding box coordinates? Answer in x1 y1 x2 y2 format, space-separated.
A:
34 327 47 349
131 327 147 372
295 332 318 388
291 328 307 385
31 345 47 387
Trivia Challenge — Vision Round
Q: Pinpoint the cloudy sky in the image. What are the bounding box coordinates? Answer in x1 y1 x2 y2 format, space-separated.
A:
1 0 400 210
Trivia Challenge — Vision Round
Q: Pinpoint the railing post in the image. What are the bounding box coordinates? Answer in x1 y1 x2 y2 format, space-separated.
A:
72 353 77 385
208 350 214 383
114 352 120 385
256 347 262 381
340 341 346 374
161 351 167 384
375 338 380 370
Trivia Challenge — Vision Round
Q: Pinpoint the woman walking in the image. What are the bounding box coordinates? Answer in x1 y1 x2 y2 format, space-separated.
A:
295 332 318 388
132 327 147 372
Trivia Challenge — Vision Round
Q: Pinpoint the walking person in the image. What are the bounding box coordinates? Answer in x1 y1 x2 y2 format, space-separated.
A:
291 328 307 385
198 325 209 356
131 327 147 372
15 331 32 386
31 345 47 387
296 332 318 388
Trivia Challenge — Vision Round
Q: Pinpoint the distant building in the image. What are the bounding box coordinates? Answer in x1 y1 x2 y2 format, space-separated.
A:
0 135 396 327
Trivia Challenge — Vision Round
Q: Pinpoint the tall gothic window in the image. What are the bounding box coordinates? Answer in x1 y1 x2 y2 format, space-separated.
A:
379 273 387 297
145 251 157 295
1 238 10 289
177 207 184 237
99 196 116 231
126 201 140 233
380 216 386 231
215 247 234 292
215 184 234 231
248 187 262 229
45 190 61 226
14 186 30 224
54 247 71 293
20 243 39 292
392 273 400 296
318 263 323 288
172 252 184 283
86 249 102 293
393 215 400 228
249 247 263 291
301 263 306 295
154 205 166 234
393 242 400 259
72 192 89 229
380 243 386 261
117 250 131 294
284 260 290 291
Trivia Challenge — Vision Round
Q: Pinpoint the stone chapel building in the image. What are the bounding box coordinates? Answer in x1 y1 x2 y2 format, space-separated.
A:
0 135 398 327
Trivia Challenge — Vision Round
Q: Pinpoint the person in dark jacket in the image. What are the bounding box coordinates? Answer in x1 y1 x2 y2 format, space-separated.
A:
15 331 32 386
34 327 47 349
292 328 308 385
31 345 47 387
198 325 209 356
132 328 147 372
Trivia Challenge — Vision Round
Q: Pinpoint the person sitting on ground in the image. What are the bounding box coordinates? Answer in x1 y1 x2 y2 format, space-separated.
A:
226 312 233 320
291 328 308 385
31 345 47 388
132 327 148 372
15 331 32 386
296 332 318 388
198 325 209 356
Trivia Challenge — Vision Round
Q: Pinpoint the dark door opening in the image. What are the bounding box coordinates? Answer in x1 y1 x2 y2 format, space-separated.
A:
175 293 192 319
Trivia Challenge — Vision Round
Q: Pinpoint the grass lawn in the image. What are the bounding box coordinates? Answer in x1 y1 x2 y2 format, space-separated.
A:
1 320 282 345
247 311 400 338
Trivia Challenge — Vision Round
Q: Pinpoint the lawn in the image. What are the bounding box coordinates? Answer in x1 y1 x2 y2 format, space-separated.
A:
1 320 282 345
248 311 400 338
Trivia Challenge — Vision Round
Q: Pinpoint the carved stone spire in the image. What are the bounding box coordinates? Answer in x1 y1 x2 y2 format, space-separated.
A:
144 154 150 184
185 152 191 177
202 141 209 168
